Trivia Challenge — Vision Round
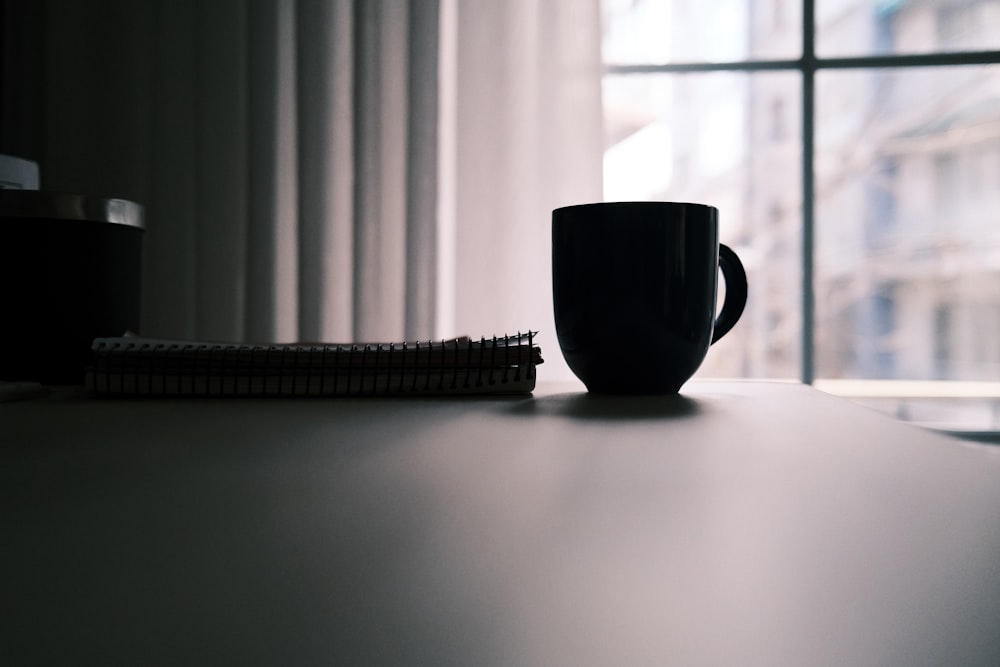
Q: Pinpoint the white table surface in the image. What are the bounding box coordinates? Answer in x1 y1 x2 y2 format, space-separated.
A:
4 380 1000 666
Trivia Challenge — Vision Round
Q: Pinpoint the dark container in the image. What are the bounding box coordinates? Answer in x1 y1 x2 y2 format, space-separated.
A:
0 191 144 384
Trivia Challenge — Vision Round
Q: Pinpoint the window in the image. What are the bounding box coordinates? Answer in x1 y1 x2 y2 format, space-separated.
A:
602 0 1000 433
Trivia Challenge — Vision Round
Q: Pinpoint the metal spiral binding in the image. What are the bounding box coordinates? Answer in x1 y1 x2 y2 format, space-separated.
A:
89 329 539 397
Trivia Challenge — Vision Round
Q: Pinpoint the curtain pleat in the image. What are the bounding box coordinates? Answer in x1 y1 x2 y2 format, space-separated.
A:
354 0 407 340
195 0 249 342
405 0 440 341
451 0 603 352
148 0 199 340
247 0 298 343
296 0 355 342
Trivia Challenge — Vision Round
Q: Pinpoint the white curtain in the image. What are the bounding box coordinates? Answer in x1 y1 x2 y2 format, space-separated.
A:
447 0 604 355
3 0 602 362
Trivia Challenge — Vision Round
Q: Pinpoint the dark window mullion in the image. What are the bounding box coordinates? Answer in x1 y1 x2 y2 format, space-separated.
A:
605 49 1000 76
818 49 1000 70
802 0 816 385
605 59 801 74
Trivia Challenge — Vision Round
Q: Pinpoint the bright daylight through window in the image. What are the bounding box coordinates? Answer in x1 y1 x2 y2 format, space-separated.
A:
601 0 1000 434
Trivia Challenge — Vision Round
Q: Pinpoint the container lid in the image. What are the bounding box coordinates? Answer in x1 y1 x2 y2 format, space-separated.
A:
0 190 144 229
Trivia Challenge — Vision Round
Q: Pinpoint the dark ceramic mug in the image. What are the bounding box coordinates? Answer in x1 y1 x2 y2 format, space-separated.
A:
552 201 747 394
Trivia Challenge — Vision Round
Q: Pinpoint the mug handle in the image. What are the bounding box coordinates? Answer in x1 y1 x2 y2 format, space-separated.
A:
711 243 748 344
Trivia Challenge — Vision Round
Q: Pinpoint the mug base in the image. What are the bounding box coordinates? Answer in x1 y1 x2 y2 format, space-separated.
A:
582 381 685 395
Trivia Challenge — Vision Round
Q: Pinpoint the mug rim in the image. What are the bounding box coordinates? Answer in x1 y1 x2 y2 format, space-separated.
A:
553 201 717 215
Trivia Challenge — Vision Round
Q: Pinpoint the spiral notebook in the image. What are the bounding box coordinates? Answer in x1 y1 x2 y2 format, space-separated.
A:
86 332 542 397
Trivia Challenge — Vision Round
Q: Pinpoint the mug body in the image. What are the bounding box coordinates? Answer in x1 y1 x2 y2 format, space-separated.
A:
552 201 720 394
